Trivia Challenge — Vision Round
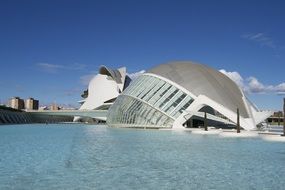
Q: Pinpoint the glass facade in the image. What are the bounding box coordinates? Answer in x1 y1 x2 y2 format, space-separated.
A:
107 74 194 128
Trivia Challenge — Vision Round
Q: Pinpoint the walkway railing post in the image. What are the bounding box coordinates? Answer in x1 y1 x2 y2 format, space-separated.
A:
204 112 208 131
237 108 240 133
278 111 281 126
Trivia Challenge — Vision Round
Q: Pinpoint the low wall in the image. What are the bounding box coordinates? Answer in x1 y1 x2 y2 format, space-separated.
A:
0 109 73 125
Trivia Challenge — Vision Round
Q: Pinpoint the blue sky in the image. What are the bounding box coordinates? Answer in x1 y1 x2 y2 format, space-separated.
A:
0 0 284 110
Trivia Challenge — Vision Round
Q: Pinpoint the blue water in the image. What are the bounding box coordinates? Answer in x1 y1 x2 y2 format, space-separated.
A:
0 124 285 190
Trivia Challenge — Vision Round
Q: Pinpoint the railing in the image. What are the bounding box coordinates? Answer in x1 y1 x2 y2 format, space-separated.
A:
182 110 235 125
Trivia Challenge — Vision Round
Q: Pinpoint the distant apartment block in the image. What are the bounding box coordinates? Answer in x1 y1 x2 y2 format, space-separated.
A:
9 97 25 110
50 104 59 110
25 98 39 110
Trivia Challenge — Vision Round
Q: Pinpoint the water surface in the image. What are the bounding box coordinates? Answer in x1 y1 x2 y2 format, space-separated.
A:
0 124 284 189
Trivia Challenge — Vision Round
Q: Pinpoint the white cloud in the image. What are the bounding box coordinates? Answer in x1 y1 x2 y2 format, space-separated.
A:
246 78 285 94
242 33 276 48
247 77 265 93
37 63 63 73
277 92 285 95
37 63 86 73
219 69 285 94
275 83 285 92
219 69 244 88
127 70 145 79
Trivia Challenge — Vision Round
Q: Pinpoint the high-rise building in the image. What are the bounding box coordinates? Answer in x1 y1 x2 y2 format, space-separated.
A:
25 98 39 110
50 104 59 110
9 97 25 110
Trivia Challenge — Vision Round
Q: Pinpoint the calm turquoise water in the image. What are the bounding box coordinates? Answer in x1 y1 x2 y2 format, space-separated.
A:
0 124 285 190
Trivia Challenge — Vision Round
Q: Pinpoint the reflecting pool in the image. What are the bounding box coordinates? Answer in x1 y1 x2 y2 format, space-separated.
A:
0 124 284 189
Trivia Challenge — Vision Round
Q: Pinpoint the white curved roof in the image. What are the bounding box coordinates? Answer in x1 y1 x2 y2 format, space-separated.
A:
99 66 123 83
79 66 128 111
148 61 249 118
79 74 120 110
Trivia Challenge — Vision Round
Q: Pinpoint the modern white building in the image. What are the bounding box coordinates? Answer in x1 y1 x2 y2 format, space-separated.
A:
107 61 272 130
74 65 131 122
